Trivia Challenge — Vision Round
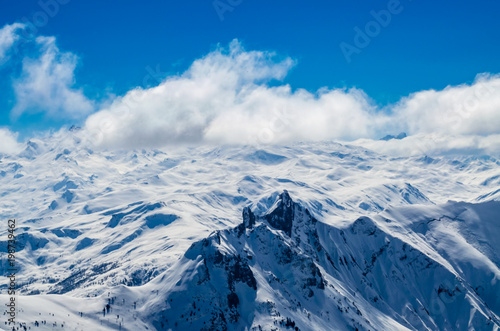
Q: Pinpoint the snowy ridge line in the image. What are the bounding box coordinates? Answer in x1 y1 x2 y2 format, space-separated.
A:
137 191 500 330
1 190 500 330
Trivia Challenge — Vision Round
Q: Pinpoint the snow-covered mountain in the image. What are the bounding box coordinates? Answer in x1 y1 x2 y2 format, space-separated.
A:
141 191 500 330
1 132 500 330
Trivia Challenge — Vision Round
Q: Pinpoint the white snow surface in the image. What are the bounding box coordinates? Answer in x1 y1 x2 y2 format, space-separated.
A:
0 132 500 330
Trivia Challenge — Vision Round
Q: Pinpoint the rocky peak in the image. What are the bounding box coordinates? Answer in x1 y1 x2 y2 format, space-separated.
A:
242 206 255 229
264 190 295 236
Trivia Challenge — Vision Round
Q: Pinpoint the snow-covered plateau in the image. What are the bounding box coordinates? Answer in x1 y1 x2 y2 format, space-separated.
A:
1 132 500 330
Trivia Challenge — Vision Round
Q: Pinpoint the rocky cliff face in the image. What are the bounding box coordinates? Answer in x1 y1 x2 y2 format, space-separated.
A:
145 192 500 330
148 191 328 330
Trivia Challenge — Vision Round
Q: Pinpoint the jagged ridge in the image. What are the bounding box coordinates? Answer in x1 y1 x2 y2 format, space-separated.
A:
145 191 500 331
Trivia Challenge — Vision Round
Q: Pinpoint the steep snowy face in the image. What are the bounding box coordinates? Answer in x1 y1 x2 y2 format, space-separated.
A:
142 192 500 331
144 191 326 330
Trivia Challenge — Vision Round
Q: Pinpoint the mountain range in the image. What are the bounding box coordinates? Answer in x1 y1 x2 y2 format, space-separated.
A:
1 132 499 330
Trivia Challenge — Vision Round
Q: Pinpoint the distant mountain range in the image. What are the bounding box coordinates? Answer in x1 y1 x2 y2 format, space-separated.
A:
380 132 407 141
1 133 500 330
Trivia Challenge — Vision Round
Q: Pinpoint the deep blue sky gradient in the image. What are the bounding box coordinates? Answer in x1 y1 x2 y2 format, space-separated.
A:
1 0 499 134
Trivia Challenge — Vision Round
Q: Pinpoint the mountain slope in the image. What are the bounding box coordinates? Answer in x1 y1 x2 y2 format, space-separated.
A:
2 136 500 330
138 191 500 330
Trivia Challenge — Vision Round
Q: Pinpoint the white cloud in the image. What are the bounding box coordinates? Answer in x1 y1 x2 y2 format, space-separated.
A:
0 23 24 62
83 41 500 152
392 74 500 136
0 128 23 154
82 49 500 154
2 26 500 155
83 40 389 148
11 35 94 120
348 74 500 156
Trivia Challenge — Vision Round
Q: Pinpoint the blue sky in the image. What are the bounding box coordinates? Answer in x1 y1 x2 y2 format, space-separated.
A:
0 0 500 148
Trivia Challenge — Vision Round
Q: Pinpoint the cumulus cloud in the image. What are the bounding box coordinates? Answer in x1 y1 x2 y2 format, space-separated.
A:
0 128 23 154
0 23 24 62
349 74 500 156
83 40 390 148
11 35 94 120
81 40 500 151
2 26 500 155
392 74 500 136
